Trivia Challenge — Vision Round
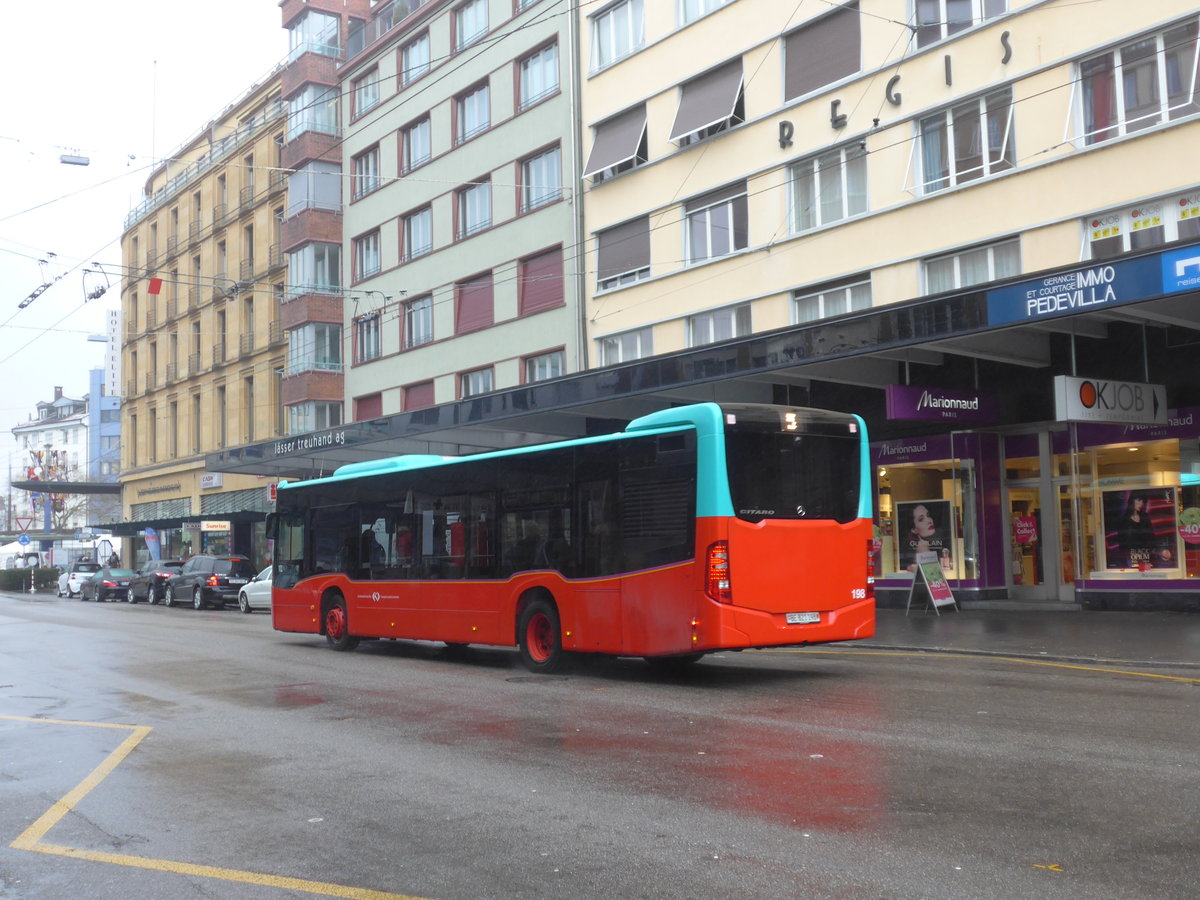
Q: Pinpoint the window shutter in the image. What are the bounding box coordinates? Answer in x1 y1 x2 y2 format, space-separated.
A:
455 272 494 333
520 247 564 315
596 216 650 282
784 2 860 101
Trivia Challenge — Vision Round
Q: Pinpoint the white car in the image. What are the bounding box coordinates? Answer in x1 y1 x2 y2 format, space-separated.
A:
237 566 274 613
57 561 102 598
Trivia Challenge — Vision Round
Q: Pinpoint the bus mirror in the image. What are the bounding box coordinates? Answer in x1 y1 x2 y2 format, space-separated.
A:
264 513 278 540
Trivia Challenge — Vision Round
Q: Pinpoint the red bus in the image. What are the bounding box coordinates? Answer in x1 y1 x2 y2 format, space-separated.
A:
269 402 874 672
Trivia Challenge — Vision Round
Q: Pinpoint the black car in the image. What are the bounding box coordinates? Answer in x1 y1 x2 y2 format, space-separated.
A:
126 559 185 604
163 555 259 610
80 567 137 602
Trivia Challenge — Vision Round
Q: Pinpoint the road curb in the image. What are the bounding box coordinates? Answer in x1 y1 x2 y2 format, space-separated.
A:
854 642 1200 671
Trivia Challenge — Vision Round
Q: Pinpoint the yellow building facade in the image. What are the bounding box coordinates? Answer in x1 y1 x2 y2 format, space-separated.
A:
118 76 288 567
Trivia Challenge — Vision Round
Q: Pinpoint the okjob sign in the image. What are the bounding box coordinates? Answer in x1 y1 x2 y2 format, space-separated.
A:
1054 375 1167 426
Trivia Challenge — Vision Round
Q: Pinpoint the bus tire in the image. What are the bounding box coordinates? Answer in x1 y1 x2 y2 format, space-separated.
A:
324 594 359 652
518 597 566 674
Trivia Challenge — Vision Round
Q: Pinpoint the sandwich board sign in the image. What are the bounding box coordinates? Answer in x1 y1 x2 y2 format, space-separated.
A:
906 551 959 615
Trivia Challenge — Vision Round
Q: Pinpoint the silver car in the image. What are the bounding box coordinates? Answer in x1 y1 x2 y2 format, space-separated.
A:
237 566 274 614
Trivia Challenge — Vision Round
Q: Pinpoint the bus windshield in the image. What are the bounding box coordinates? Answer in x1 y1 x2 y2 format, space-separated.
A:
724 408 861 523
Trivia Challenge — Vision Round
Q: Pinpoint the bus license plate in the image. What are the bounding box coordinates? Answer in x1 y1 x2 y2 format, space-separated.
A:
786 612 820 625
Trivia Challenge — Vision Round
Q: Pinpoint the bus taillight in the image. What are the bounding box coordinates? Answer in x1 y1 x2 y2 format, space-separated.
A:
866 539 876 600
706 541 732 604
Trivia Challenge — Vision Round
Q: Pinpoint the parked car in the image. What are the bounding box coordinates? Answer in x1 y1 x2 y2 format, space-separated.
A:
57 560 102 598
164 555 258 610
79 567 137 602
237 565 274 613
126 559 185 604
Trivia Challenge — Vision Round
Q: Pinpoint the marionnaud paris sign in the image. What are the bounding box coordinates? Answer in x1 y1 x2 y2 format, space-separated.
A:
1054 375 1167 426
885 384 997 423
986 243 1200 326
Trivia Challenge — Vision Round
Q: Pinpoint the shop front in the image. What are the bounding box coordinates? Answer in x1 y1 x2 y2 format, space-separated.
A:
874 408 1200 612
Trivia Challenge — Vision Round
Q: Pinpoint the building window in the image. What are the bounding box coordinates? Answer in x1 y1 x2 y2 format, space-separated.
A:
583 105 648 181
679 0 735 26
403 295 434 347
456 82 490 143
914 0 1006 48
288 322 342 374
924 237 1020 293
685 181 748 264
591 0 644 70
403 117 432 171
669 59 744 145
355 393 383 421
455 272 494 334
404 380 435 411
793 277 872 323
454 0 488 51
1087 191 1200 260
521 146 561 212
354 313 381 363
460 367 494 397
401 32 431 85
784 2 861 100
287 161 341 215
791 144 867 232
457 179 492 238
918 87 1014 193
519 43 559 110
403 206 433 260
353 70 380 116
525 350 565 383
687 303 751 346
288 401 342 434
519 247 564 315
352 146 381 198
287 242 341 297
1078 21 1200 145
354 230 381 279
286 85 338 140
288 9 340 59
596 216 650 290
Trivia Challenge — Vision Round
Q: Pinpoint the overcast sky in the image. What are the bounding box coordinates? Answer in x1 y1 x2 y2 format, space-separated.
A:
0 1 287 482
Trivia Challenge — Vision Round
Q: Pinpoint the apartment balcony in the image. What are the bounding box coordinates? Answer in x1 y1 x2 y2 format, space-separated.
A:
144 372 157 392
281 130 340 171
239 332 256 357
240 258 256 282
145 249 158 270
282 206 342 253
125 378 138 398
212 343 227 368
188 221 202 244
212 281 230 302
281 51 339 97
280 291 343 331
125 322 137 341
282 369 343 406
188 352 202 377
269 169 286 195
165 363 178 383
212 203 230 230
166 235 180 258
269 321 285 346
188 286 199 308
144 310 157 331
166 297 179 320
269 243 285 272
240 185 256 210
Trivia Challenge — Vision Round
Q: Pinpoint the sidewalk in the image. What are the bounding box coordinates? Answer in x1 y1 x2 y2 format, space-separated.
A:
864 606 1200 669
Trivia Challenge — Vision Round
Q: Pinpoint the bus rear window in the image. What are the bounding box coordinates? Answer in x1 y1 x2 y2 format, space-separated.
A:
725 427 860 523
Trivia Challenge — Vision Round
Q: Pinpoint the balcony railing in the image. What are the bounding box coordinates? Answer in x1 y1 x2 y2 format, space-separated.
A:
144 372 157 392
239 332 255 357
145 310 157 331
188 352 202 377
240 258 255 281
269 169 285 194
240 185 256 208
269 321 284 345
166 297 178 319
145 249 158 270
188 286 198 308
188 221 202 244
165 363 178 383
166 235 179 257
212 203 229 228
125 378 137 398
345 0 425 60
213 343 227 367
269 243 284 270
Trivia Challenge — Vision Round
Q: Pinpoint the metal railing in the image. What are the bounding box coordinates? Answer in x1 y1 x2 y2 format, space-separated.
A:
188 352 202 376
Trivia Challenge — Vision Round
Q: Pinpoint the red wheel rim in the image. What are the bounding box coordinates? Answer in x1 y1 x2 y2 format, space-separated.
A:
326 605 347 640
525 612 553 662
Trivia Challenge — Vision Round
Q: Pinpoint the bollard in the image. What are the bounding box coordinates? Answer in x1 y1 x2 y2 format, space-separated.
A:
30 569 35 594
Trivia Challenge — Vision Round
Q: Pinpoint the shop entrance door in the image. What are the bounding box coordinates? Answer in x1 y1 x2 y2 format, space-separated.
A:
1004 431 1073 603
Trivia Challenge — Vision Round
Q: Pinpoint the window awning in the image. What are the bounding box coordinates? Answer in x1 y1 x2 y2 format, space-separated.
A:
669 59 743 142
583 106 647 178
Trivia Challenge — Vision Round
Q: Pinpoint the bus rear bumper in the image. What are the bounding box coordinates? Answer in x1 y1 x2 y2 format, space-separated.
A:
702 595 876 650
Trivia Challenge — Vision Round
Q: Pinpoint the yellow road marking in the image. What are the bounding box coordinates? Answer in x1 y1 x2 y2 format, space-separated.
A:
765 648 1200 684
1033 863 1064 872
2 715 429 900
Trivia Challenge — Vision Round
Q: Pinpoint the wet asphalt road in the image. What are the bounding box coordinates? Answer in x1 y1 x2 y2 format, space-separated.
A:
1 592 1197 900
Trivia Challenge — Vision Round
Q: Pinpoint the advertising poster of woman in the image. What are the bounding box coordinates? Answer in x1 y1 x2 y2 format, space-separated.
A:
896 499 953 572
1103 487 1177 570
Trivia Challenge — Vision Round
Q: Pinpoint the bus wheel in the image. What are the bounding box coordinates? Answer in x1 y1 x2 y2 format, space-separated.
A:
518 598 565 674
324 596 359 652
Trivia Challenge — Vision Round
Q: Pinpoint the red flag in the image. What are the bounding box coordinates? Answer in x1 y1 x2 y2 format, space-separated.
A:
148 277 163 294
